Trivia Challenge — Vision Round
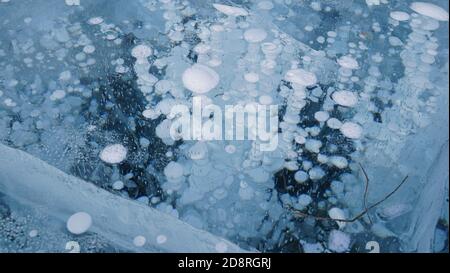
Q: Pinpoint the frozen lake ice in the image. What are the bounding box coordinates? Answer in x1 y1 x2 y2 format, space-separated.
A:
0 0 448 253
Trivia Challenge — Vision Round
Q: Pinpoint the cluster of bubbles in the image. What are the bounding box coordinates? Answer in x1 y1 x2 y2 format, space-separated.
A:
0 0 448 252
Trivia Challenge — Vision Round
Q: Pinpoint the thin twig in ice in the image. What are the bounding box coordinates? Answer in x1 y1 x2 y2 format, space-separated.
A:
288 169 409 224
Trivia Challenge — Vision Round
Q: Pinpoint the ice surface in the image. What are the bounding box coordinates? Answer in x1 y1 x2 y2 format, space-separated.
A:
0 144 245 253
0 0 448 253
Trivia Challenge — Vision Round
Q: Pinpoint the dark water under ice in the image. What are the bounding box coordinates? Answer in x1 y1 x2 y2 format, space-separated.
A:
0 0 448 253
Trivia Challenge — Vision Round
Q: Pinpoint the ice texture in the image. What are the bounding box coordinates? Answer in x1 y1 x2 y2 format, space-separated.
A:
0 144 245 253
0 0 448 253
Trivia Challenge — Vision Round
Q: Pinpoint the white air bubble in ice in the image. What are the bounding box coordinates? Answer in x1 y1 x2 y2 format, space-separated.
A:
112 181 124 190
156 235 167 244
328 230 350 253
65 0 80 6
99 144 127 164
410 2 449 22
213 3 248 17
332 91 358 107
390 11 410 21
67 212 92 235
285 69 317 86
131 45 153 59
244 28 268 43
328 207 347 229
182 64 219 94
164 162 184 180
133 235 146 247
340 122 363 139
337 55 359 70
